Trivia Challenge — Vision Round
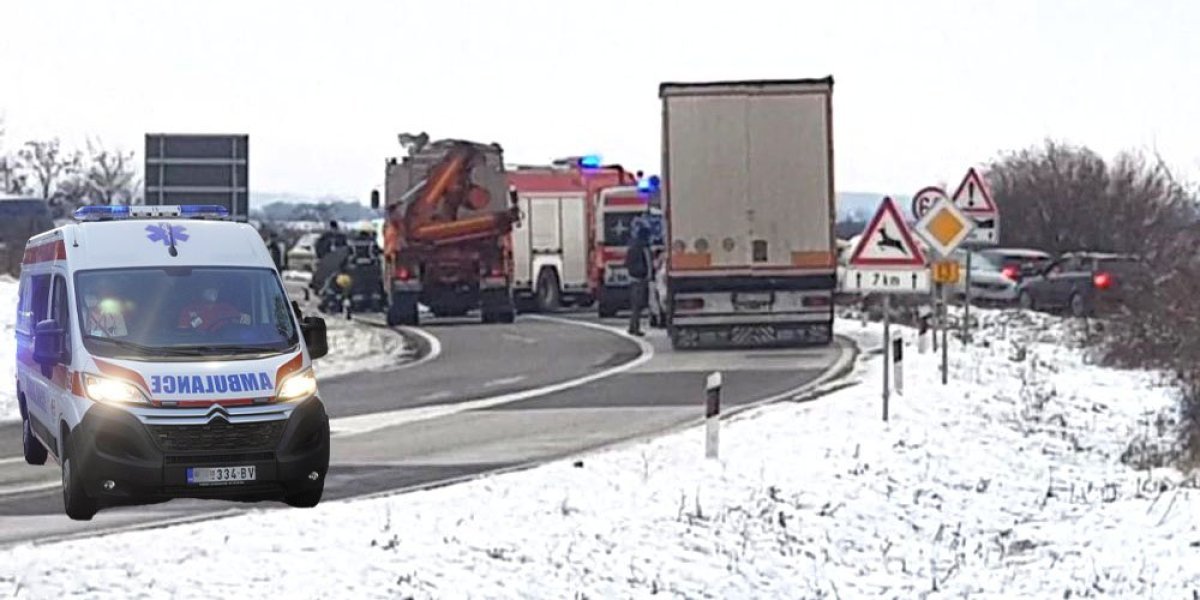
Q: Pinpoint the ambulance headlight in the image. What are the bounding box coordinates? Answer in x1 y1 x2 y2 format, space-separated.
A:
82 374 149 405
276 368 318 402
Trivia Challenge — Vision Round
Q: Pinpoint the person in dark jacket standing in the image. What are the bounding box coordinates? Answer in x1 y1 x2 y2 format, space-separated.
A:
625 217 653 336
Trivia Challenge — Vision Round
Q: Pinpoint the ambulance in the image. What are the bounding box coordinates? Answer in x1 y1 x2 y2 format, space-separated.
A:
15 205 331 520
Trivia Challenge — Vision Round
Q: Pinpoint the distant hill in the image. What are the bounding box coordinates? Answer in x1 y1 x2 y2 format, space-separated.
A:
837 192 914 222
250 192 378 224
247 190 905 227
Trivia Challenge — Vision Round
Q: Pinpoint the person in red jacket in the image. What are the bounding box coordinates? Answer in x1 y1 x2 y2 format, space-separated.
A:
178 284 250 333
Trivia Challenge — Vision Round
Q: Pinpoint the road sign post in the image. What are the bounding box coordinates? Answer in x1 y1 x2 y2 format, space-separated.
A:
882 294 890 422
949 167 999 344
913 188 978 385
846 196 928 422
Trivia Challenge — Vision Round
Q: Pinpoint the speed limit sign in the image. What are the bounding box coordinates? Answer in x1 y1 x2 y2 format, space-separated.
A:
911 186 950 219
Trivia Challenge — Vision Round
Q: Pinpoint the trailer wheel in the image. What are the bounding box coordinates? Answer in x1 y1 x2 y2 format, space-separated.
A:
535 268 560 312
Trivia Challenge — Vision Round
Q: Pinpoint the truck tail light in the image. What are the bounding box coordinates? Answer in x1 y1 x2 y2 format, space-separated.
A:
676 298 704 311
803 295 831 307
1094 272 1113 290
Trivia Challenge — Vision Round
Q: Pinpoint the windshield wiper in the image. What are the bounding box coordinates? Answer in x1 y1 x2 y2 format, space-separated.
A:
161 345 282 356
83 336 198 357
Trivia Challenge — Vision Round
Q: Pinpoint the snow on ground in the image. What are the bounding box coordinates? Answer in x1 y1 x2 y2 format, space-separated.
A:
315 313 414 380
0 277 412 423
0 277 17 424
2 311 1198 598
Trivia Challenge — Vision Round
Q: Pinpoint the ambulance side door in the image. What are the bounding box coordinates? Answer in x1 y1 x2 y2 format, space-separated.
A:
47 273 74 433
19 273 55 445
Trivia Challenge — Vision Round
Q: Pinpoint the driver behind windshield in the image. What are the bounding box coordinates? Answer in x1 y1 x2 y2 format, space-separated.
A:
83 281 128 338
177 284 251 332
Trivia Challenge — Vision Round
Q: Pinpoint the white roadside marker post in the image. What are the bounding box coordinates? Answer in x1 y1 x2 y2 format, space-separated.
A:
893 334 904 397
705 372 722 459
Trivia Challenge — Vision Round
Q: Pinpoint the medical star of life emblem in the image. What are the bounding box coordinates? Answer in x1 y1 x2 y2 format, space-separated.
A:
612 220 629 238
145 222 189 246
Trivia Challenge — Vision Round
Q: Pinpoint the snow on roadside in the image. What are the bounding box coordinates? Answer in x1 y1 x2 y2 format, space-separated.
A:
1 311 1197 598
314 315 414 380
0 277 18 424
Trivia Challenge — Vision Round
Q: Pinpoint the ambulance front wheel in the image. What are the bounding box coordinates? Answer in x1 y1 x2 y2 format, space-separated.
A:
61 434 99 521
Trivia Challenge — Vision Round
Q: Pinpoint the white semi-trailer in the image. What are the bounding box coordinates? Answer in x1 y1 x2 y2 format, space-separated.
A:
659 78 837 349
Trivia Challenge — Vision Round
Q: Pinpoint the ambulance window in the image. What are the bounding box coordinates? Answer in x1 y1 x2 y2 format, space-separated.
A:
51 276 70 331
15 274 29 334
25 274 51 329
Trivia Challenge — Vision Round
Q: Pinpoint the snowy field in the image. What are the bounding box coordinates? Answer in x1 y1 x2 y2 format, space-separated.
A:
1 310 1197 598
0 278 412 423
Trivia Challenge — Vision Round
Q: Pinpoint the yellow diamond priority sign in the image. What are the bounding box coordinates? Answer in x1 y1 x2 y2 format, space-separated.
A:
914 197 975 257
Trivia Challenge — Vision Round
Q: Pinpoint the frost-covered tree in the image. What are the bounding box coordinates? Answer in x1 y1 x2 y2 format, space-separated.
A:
82 139 137 205
17 138 81 201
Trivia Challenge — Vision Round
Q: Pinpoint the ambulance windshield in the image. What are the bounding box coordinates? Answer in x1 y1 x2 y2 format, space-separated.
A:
75 267 299 359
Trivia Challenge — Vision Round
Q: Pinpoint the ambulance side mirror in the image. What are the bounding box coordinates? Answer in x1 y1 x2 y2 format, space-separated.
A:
33 319 66 367
301 316 329 360
370 190 380 210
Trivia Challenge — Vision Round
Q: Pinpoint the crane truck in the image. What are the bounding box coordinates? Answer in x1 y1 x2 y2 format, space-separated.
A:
659 78 838 349
371 133 521 326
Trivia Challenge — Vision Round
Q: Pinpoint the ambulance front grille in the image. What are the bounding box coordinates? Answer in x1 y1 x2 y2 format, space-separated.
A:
149 420 287 453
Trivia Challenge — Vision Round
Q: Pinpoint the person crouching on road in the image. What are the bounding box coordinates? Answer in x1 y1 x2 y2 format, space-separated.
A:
625 218 653 337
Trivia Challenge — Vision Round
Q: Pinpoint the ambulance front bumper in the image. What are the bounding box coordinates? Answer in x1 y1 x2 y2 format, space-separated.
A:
71 397 329 502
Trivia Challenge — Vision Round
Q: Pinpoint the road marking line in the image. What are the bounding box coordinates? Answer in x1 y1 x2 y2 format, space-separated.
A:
415 391 454 402
395 325 442 370
483 375 526 388
0 481 59 498
501 333 538 345
329 316 653 437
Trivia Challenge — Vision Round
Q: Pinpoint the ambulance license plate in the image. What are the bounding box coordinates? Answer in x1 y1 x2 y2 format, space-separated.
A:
187 465 256 485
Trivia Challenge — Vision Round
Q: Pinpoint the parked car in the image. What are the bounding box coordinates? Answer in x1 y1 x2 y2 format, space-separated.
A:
1016 252 1143 317
976 247 1052 283
287 232 322 272
941 249 1021 305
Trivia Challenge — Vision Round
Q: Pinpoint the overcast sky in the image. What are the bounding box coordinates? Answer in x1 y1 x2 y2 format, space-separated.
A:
2 0 1197 200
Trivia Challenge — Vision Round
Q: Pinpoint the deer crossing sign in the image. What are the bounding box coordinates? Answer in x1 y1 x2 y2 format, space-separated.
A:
843 196 931 294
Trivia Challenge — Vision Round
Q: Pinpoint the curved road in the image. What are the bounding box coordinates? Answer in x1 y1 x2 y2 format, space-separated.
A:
0 312 852 547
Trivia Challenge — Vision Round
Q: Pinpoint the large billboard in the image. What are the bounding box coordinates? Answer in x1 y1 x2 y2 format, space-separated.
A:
144 134 249 220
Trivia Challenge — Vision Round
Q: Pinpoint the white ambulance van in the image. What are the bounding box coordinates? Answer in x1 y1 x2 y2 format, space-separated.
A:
15 205 331 520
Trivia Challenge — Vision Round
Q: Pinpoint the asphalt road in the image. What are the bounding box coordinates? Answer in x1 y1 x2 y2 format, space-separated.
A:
0 310 853 548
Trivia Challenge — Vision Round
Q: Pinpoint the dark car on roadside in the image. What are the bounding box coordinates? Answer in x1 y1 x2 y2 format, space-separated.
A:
1016 251 1144 317
976 247 1052 284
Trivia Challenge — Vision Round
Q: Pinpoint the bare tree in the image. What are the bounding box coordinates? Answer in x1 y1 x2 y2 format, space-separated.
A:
985 139 1193 256
82 138 137 205
16 139 81 201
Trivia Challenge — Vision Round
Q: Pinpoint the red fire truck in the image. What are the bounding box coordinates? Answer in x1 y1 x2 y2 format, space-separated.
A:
506 156 637 312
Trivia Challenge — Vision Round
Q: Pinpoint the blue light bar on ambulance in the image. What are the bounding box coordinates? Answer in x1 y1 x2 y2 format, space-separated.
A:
637 174 661 193
74 204 230 222
578 154 602 168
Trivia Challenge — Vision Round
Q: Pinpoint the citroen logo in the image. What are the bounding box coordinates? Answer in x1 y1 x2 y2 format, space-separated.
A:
204 404 231 424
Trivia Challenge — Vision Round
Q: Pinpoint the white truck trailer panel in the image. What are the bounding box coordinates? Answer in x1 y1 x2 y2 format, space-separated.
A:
660 78 836 348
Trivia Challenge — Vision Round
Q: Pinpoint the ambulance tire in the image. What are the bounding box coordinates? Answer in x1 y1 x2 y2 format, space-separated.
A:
22 413 47 466
284 483 324 508
61 434 98 521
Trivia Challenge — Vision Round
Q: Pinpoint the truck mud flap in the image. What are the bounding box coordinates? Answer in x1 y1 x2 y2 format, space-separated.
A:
670 322 832 350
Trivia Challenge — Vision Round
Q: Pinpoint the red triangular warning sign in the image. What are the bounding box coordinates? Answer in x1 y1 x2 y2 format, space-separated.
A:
848 196 927 267
951 167 997 215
